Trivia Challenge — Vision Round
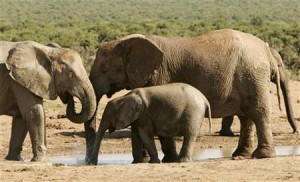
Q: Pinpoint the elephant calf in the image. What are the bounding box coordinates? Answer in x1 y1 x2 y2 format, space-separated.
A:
90 83 211 164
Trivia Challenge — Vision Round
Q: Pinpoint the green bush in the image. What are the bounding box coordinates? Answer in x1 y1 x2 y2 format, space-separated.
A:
0 0 299 79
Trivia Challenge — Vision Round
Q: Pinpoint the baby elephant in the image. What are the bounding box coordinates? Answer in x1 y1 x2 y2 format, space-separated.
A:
90 83 211 165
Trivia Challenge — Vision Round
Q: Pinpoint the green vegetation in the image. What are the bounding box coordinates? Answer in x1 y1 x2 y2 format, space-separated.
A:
0 0 299 78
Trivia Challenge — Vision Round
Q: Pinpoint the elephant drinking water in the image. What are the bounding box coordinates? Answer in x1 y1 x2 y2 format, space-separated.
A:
86 29 296 162
90 83 212 164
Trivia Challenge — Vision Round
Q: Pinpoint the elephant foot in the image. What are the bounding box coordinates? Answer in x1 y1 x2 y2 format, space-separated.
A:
178 156 192 163
132 156 150 163
31 155 49 162
5 154 23 161
132 153 150 163
251 146 276 158
149 158 160 164
162 153 179 163
232 146 253 157
232 156 245 160
132 159 142 164
141 149 150 163
219 129 235 136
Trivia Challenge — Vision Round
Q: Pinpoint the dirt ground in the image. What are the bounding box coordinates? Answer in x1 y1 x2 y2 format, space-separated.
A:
1 81 300 181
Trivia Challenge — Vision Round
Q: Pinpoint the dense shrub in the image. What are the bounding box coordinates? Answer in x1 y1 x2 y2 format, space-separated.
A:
0 0 299 79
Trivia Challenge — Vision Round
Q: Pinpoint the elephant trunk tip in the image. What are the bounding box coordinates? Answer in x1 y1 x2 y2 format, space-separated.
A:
292 129 298 134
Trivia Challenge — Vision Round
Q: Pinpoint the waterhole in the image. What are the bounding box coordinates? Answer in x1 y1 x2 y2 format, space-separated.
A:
48 146 300 166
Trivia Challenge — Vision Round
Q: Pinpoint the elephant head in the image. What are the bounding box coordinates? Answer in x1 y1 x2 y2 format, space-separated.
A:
89 93 143 165
86 34 163 162
89 34 163 102
5 41 96 123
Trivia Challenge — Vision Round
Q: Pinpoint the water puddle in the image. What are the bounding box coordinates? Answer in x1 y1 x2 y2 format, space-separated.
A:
48 146 300 166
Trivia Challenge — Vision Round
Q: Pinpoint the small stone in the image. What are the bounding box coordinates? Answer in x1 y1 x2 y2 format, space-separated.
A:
57 114 67 119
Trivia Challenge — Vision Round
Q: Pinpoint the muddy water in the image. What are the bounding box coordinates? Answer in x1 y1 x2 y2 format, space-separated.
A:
48 146 300 166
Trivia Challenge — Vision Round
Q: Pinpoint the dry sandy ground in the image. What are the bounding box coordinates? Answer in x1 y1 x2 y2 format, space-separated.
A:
1 81 300 181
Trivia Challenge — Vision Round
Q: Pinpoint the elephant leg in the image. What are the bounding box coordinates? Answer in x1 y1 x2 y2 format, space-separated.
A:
13 85 47 162
26 103 47 162
137 128 160 163
159 136 178 163
220 115 235 136
131 127 144 163
178 134 197 162
84 116 96 163
245 88 275 158
232 116 255 157
5 115 28 161
250 108 275 158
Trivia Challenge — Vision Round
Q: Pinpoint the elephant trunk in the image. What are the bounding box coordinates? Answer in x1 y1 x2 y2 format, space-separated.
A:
279 69 298 133
84 91 103 163
84 76 121 163
89 127 106 165
66 81 97 124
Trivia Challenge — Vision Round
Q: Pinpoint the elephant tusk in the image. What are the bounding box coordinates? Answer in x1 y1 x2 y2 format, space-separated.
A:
73 96 83 114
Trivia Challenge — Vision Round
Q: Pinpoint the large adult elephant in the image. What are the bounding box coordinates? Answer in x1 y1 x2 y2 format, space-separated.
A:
220 47 298 136
0 41 96 161
86 29 291 162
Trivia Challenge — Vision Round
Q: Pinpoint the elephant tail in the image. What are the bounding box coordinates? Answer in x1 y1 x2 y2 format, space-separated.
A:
206 101 212 134
275 65 282 111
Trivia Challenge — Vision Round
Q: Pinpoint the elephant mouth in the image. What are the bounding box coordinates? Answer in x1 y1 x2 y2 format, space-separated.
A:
59 92 69 104
109 125 116 133
106 92 113 98
106 84 124 98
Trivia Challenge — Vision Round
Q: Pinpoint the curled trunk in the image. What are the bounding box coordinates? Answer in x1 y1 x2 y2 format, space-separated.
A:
66 81 97 124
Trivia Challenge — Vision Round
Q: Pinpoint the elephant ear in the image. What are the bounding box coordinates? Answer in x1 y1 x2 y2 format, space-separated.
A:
6 42 57 100
115 36 163 88
115 94 144 130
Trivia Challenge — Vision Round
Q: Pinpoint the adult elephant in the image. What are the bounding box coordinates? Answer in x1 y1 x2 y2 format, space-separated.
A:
219 47 298 136
0 41 96 161
86 29 289 162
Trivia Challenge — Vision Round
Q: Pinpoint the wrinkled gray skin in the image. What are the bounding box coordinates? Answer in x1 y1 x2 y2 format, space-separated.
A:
0 41 96 161
87 29 286 162
90 83 212 165
220 47 298 136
